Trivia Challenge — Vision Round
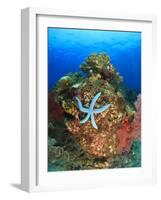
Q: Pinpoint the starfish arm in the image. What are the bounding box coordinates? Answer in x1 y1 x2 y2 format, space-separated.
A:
80 112 90 124
93 104 111 114
91 113 98 129
76 97 88 113
90 92 101 110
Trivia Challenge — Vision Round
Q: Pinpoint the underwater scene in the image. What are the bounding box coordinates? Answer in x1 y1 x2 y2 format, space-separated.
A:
48 28 141 171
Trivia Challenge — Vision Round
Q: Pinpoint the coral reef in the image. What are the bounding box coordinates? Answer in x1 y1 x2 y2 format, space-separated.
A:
108 140 141 168
131 94 141 140
116 95 141 153
48 52 141 171
48 92 64 123
80 52 123 86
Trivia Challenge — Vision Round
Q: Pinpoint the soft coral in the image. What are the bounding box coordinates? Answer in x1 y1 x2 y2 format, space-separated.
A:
117 117 133 153
117 95 141 154
48 93 64 123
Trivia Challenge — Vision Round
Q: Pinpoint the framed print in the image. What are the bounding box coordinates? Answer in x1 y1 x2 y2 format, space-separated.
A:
21 8 157 192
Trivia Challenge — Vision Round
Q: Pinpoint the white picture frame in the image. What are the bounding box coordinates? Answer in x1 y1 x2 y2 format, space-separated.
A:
21 7 157 192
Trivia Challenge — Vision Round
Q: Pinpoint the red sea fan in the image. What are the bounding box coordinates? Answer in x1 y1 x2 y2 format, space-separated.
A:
117 118 133 153
117 94 141 154
131 94 141 140
48 93 64 122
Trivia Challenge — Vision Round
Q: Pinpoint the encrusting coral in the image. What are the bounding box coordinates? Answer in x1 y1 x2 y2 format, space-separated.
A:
48 52 141 170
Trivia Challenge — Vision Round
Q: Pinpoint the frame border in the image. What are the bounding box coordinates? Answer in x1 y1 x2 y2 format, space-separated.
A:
21 7 157 192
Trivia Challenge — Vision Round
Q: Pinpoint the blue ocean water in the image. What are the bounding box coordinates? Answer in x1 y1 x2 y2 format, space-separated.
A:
48 28 141 92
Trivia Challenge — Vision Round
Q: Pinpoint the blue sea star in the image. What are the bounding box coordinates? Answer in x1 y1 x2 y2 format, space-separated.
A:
76 92 111 129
